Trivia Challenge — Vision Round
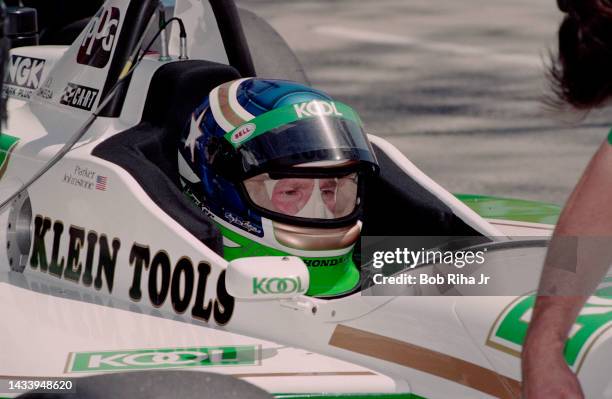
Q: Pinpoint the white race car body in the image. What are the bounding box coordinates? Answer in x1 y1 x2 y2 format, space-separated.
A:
1 1 611 399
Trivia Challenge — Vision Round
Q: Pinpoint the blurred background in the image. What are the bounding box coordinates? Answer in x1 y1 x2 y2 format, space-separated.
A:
237 0 612 205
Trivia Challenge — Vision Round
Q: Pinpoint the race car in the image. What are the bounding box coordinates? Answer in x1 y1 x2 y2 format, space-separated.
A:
1 0 611 398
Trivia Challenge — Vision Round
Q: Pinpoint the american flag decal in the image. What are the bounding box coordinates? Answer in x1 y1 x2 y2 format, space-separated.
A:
95 175 108 191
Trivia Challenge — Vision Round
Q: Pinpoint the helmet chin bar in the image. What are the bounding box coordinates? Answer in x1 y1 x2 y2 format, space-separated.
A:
272 220 361 251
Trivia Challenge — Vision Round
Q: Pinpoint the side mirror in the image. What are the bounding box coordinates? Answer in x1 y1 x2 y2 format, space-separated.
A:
225 256 310 299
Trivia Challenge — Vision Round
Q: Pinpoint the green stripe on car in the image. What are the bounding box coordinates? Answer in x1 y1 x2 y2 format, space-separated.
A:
0 133 19 179
456 193 560 225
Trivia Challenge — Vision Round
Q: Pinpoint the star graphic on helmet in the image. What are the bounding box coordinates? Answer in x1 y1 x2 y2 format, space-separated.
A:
184 109 207 162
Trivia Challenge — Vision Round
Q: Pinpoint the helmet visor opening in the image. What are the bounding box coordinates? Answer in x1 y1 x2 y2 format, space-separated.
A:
243 172 359 221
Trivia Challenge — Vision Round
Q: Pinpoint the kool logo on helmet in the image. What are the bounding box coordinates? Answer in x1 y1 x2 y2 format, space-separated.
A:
231 123 256 144
294 101 344 119
77 6 121 68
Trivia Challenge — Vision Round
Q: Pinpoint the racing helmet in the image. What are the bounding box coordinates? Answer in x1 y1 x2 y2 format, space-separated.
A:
178 78 379 297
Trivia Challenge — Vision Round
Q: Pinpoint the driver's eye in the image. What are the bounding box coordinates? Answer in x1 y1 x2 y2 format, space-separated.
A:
282 189 299 196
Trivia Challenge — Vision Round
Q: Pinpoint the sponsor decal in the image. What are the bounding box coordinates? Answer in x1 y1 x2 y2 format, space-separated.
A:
224 101 358 149
486 278 612 371
3 55 46 100
36 77 54 100
184 186 264 238
224 212 263 236
29 216 234 325
67 345 258 372
252 276 305 295
303 254 350 267
62 165 108 191
230 123 256 144
67 345 260 373
77 6 120 68
294 100 343 119
0 133 19 179
60 83 99 111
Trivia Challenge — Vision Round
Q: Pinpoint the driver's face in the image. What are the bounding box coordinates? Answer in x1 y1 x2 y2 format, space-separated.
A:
271 178 343 216
243 172 358 219
271 178 314 215
319 178 339 212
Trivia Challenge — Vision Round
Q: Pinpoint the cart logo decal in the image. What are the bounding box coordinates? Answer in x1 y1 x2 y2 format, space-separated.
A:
0 133 19 180
66 345 258 372
77 6 121 68
3 55 46 100
60 83 99 111
486 278 612 372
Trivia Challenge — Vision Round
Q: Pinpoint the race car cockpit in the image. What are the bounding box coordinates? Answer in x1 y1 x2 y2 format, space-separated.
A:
92 57 489 261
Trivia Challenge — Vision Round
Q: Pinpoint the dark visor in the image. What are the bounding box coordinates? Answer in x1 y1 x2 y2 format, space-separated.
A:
236 116 377 177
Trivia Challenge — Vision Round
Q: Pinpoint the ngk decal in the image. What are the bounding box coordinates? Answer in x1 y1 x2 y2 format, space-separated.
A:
6 55 45 89
3 55 46 100
77 6 120 68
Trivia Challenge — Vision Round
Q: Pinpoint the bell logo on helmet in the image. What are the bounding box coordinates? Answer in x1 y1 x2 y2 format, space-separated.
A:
230 123 256 144
294 101 343 119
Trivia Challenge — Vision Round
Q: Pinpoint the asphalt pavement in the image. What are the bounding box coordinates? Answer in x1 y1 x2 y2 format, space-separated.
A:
237 0 612 205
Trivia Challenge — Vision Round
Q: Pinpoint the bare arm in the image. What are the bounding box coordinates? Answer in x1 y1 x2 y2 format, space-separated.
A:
522 137 612 398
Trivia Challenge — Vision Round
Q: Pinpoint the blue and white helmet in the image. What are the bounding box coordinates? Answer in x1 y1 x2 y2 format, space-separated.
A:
178 78 378 297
